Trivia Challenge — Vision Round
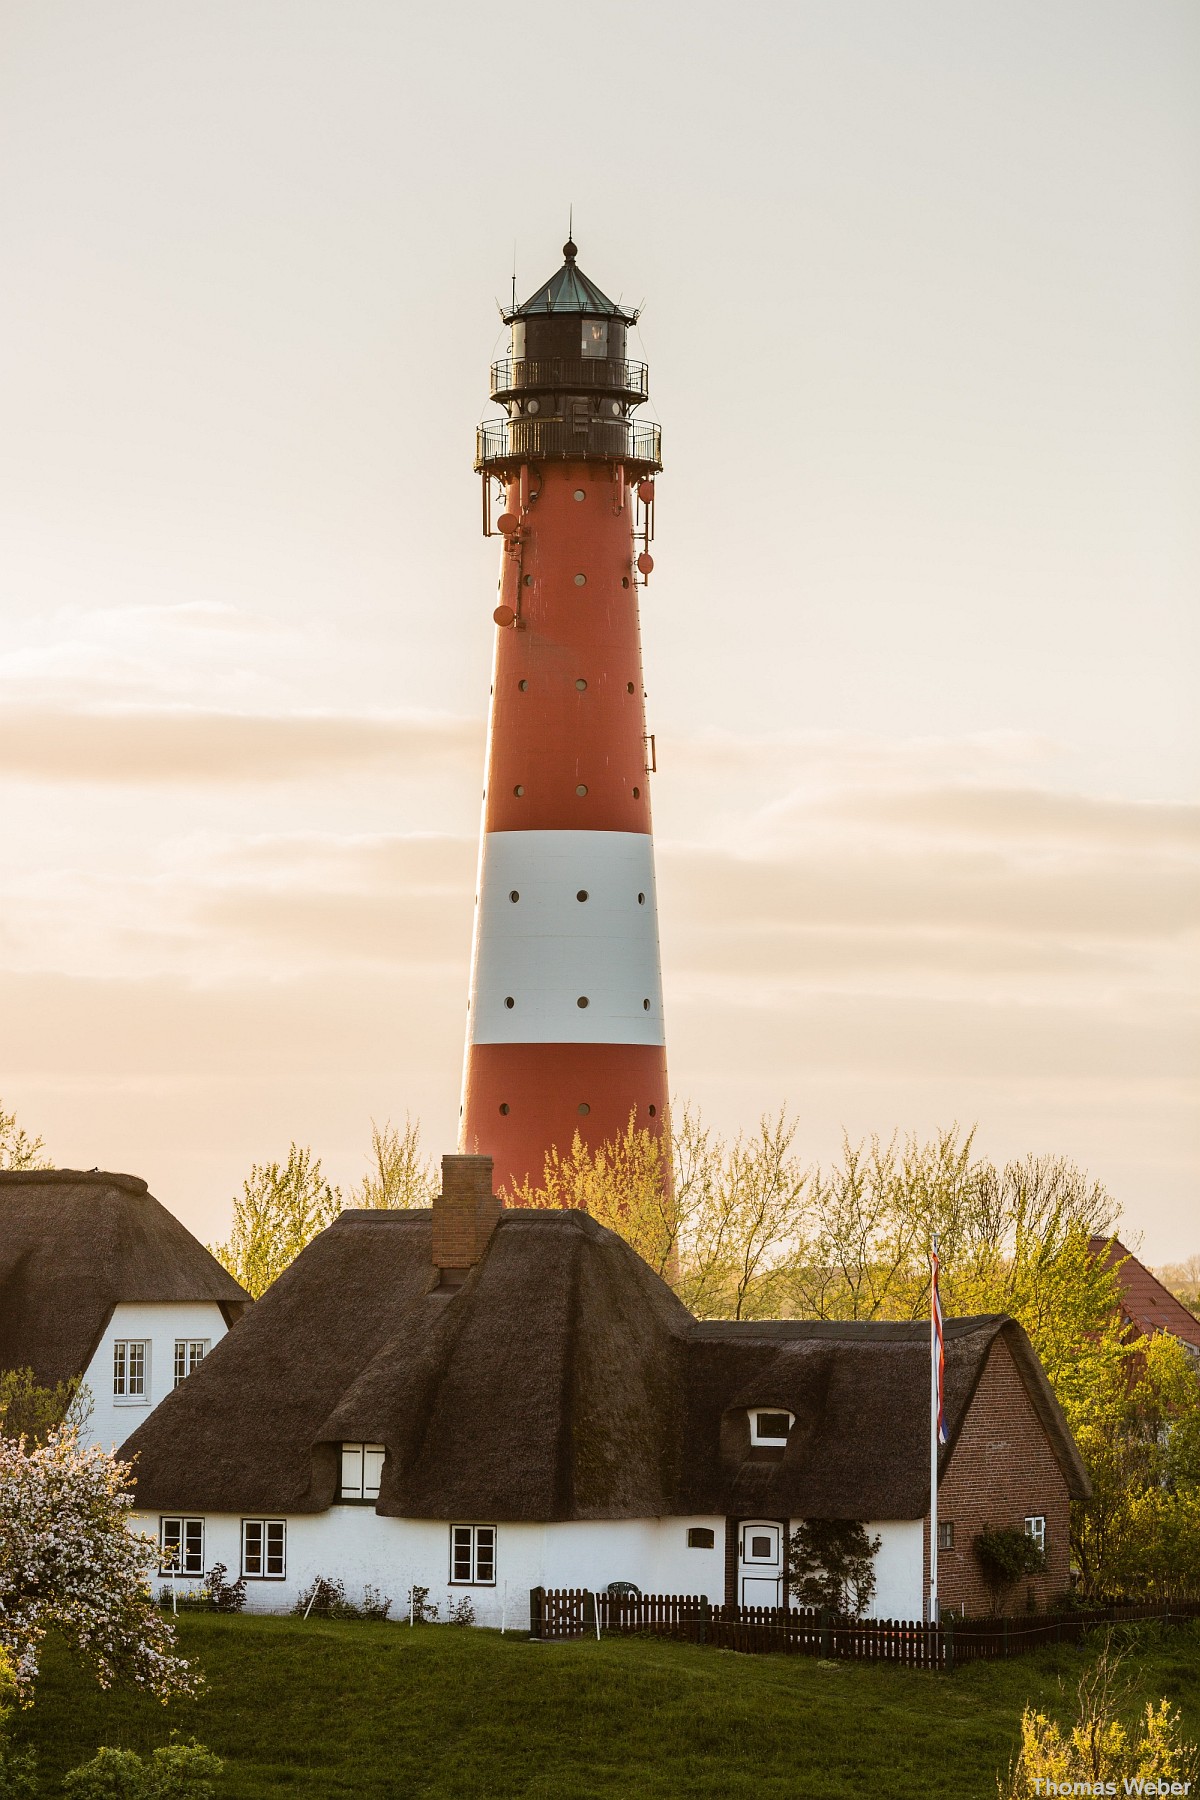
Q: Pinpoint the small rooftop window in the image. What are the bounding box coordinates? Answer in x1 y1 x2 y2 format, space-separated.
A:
749 1409 794 1448
341 1442 386 1503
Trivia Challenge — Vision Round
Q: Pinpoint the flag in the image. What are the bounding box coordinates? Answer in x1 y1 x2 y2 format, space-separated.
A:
930 1240 947 1446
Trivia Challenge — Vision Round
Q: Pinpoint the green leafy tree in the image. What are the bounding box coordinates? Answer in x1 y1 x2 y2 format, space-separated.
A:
505 1113 676 1279
1073 1330 1200 1597
0 1103 48 1173
0 1370 80 1445
787 1520 882 1617
353 1117 436 1210
210 1144 341 1299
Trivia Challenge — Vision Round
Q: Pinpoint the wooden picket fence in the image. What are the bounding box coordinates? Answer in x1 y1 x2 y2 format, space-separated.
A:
528 1588 1200 1669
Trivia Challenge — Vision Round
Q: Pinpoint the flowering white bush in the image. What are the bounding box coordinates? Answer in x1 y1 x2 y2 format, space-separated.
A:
0 1426 196 1702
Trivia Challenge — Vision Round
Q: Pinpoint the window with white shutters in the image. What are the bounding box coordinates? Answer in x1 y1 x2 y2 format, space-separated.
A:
450 1524 496 1585
339 1443 386 1502
241 1519 286 1579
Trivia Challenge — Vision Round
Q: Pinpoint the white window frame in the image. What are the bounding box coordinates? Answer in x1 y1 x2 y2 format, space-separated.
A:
113 1339 150 1402
159 1516 205 1576
1024 1515 1047 1556
749 1409 794 1447
339 1442 386 1503
449 1524 496 1586
241 1518 286 1580
173 1339 209 1388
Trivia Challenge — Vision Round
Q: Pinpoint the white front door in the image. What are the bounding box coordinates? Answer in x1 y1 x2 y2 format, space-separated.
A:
739 1520 783 1606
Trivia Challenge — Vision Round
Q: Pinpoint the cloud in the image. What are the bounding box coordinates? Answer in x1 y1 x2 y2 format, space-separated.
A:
0 705 480 784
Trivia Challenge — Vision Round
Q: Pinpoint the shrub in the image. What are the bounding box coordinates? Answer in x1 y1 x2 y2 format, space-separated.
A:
62 1738 221 1799
998 1638 1198 1797
446 1596 475 1627
0 1742 39 1798
293 1578 391 1622
408 1587 438 1624
204 1566 246 1615
787 1520 882 1618
974 1527 1046 1615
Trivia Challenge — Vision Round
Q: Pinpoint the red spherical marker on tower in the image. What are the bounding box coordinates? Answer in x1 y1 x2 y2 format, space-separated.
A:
460 239 666 1194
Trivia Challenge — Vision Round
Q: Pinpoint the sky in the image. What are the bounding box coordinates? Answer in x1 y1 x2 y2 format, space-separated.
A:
1 1 1197 1258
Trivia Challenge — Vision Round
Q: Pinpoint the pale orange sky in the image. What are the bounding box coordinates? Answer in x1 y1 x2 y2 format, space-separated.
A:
1 2 1197 1257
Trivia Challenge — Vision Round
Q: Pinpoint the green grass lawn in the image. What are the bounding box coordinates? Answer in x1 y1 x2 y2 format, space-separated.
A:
14 1615 1200 1800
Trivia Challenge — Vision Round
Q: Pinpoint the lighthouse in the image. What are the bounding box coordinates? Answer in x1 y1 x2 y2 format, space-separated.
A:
460 239 667 1195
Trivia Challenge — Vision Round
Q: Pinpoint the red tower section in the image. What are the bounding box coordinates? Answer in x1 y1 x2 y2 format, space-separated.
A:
460 241 666 1195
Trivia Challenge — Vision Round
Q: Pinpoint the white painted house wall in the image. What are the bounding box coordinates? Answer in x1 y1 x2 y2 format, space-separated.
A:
131 1507 926 1626
85 1301 231 1453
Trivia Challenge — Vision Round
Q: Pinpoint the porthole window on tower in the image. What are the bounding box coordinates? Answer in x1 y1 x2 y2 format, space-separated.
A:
575 678 587 690
574 574 587 587
627 682 635 693
504 997 514 1009
575 784 588 796
526 398 540 415
609 401 620 416
643 999 651 1010
513 785 524 796
622 578 630 589
637 892 646 904
523 575 533 586
499 1103 510 1116
633 786 640 798
649 1105 657 1118
578 1103 591 1116
576 890 588 902
573 489 586 502
509 891 520 903
518 679 528 691
577 997 589 1009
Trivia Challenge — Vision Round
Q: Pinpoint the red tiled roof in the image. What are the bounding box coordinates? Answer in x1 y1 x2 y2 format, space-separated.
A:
1089 1236 1200 1353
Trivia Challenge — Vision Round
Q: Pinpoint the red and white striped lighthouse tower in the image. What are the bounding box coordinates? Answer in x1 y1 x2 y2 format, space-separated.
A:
460 239 666 1195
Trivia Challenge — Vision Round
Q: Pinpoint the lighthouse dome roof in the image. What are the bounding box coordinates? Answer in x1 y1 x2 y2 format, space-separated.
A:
504 242 639 324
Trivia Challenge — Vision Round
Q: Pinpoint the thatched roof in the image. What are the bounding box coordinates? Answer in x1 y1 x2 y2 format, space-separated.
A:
0 1170 251 1388
123 1206 1089 1519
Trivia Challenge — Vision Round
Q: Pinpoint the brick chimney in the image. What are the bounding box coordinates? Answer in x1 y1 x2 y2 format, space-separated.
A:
432 1154 501 1285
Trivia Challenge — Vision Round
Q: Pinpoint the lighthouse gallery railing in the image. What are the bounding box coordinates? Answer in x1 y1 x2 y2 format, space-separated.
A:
475 417 662 473
490 357 650 403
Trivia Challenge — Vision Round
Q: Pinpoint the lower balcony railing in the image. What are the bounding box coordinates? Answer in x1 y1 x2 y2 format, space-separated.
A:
475 417 662 472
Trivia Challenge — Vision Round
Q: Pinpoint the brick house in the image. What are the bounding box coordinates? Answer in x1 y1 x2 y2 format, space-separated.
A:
121 1154 1089 1624
1089 1235 1200 1361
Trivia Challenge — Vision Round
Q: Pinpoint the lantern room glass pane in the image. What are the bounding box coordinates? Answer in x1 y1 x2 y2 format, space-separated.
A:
581 320 608 358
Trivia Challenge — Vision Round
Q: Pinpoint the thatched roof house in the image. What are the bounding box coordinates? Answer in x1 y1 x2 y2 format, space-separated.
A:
124 1200 1087 1526
0 1169 250 1445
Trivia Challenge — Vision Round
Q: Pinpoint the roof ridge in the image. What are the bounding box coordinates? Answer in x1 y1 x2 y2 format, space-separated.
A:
0 1168 149 1194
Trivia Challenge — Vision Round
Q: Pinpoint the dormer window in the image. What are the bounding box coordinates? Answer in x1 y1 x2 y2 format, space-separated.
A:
340 1442 385 1502
749 1410 794 1447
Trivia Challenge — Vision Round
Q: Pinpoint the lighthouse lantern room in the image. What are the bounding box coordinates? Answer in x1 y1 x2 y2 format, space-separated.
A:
460 239 667 1195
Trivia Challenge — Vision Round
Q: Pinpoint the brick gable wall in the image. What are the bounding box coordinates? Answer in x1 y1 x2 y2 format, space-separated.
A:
929 1334 1071 1617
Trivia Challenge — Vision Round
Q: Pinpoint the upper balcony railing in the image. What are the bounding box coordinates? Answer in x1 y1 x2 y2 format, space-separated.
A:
490 356 650 404
475 416 662 474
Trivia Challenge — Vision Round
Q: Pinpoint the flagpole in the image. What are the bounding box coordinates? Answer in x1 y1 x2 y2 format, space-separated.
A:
929 1234 940 1626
